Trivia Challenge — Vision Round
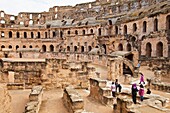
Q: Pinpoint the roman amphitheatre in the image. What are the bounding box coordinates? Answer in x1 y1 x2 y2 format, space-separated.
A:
0 0 170 113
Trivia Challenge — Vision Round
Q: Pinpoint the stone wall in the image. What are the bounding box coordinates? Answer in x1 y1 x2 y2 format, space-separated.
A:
24 86 43 113
63 87 85 113
0 84 11 113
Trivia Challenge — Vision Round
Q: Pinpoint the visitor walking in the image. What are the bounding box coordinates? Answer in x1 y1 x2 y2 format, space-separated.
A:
115 79 122 93
111 82 116 97
139 73 145 84
131 83 138 104
139 84 144 102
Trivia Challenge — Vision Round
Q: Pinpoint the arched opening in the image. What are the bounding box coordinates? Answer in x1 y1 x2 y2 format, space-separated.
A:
90 29 93 34
1 45 5 49
123 25 127 35
67 31 70 35
67 46 70 52
42 45 46 52
1 31 4 38
9 31 12 38
127 43 131 51
83 30 85 35
146 42 152 57
133 23 137 32
16 45 19 50
53 31 56 37
156 42 163 57
75 30 78 35
19 53 22 58
115 26 118 35
9 45 12 49
23 45 26 48
108 20 112 25
31 32 34 38
154 18 158 31
143 21 147 33
74 46 78 52
50 45 54 52
45 32 47 38
24 32 27 38
29 45 32 48
102 44 107 54
81 46 84 52
118 43 123 51
60 31 63 38
37 32 40 38
88 46 92 52
98 28 101 36
16 32 20 38
166 15 170 30
131 36 136 42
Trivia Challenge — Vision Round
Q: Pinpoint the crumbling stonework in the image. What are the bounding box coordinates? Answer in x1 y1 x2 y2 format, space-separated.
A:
0 84 11 113
24 86 43 113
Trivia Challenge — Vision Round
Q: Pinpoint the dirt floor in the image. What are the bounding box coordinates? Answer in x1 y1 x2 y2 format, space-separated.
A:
8 65 170 113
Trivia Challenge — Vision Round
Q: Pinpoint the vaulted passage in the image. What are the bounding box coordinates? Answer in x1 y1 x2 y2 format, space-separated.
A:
126 43 131 51
118 43 123 51
156 42 163 57
146 42 152 57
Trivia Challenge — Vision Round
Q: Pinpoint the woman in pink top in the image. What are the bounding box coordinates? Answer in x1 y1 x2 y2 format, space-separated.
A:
139 84 144 101
139 73 145 84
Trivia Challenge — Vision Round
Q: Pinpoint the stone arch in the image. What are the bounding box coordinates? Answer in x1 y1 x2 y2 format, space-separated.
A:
154 18 158 31
9 45 12 49
23 45 26 48
16 32 20 38
115 26 118 35
127 43 131 51
67 46 70 52
118 43 123 51
42 45 46 52
88 46 92 52
74 46 78 52
31 32 34 38
45 32 48 38
81 46 84 52
9 31 12 38
24 32 27 38
50 45 54 52
29 45 32 48
166 15 170 30
102 44 107 54
108 20 112 25
1 31 4 38
90 29 93 34
67 30 70 35
131 36 136 42
123 25 127 35
98 28 101 36
37 32 40 38
146 42 152 57
156 42 163 57
16 45 19 50
82 30 85 35
60 31 63 38
1 45 5 49
143 21 147 33
133 23 137 32
75 30 78 35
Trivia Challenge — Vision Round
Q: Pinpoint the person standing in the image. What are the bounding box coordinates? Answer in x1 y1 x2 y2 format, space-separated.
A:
115 79 122 93
131 83 138 104
146 88 151 94
111 82 116 97
139 84 144 102
139 73 145 84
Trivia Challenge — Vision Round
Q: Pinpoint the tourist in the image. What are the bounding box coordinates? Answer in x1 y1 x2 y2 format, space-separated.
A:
139 84 144 102
146 88 151 94
115 79 122 93
131 83 138 104
139 73 145 84
111 82 116 97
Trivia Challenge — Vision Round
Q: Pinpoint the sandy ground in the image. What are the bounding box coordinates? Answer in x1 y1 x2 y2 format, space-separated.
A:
8 65 170 113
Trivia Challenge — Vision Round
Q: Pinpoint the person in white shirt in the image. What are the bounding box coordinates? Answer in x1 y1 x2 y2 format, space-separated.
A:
111 82 116 97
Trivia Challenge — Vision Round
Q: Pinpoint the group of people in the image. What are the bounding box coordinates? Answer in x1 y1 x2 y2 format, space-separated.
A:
131 73 151 104
111 79 122 97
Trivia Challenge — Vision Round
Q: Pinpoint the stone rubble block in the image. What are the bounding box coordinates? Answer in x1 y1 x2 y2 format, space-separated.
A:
63 87 92 113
